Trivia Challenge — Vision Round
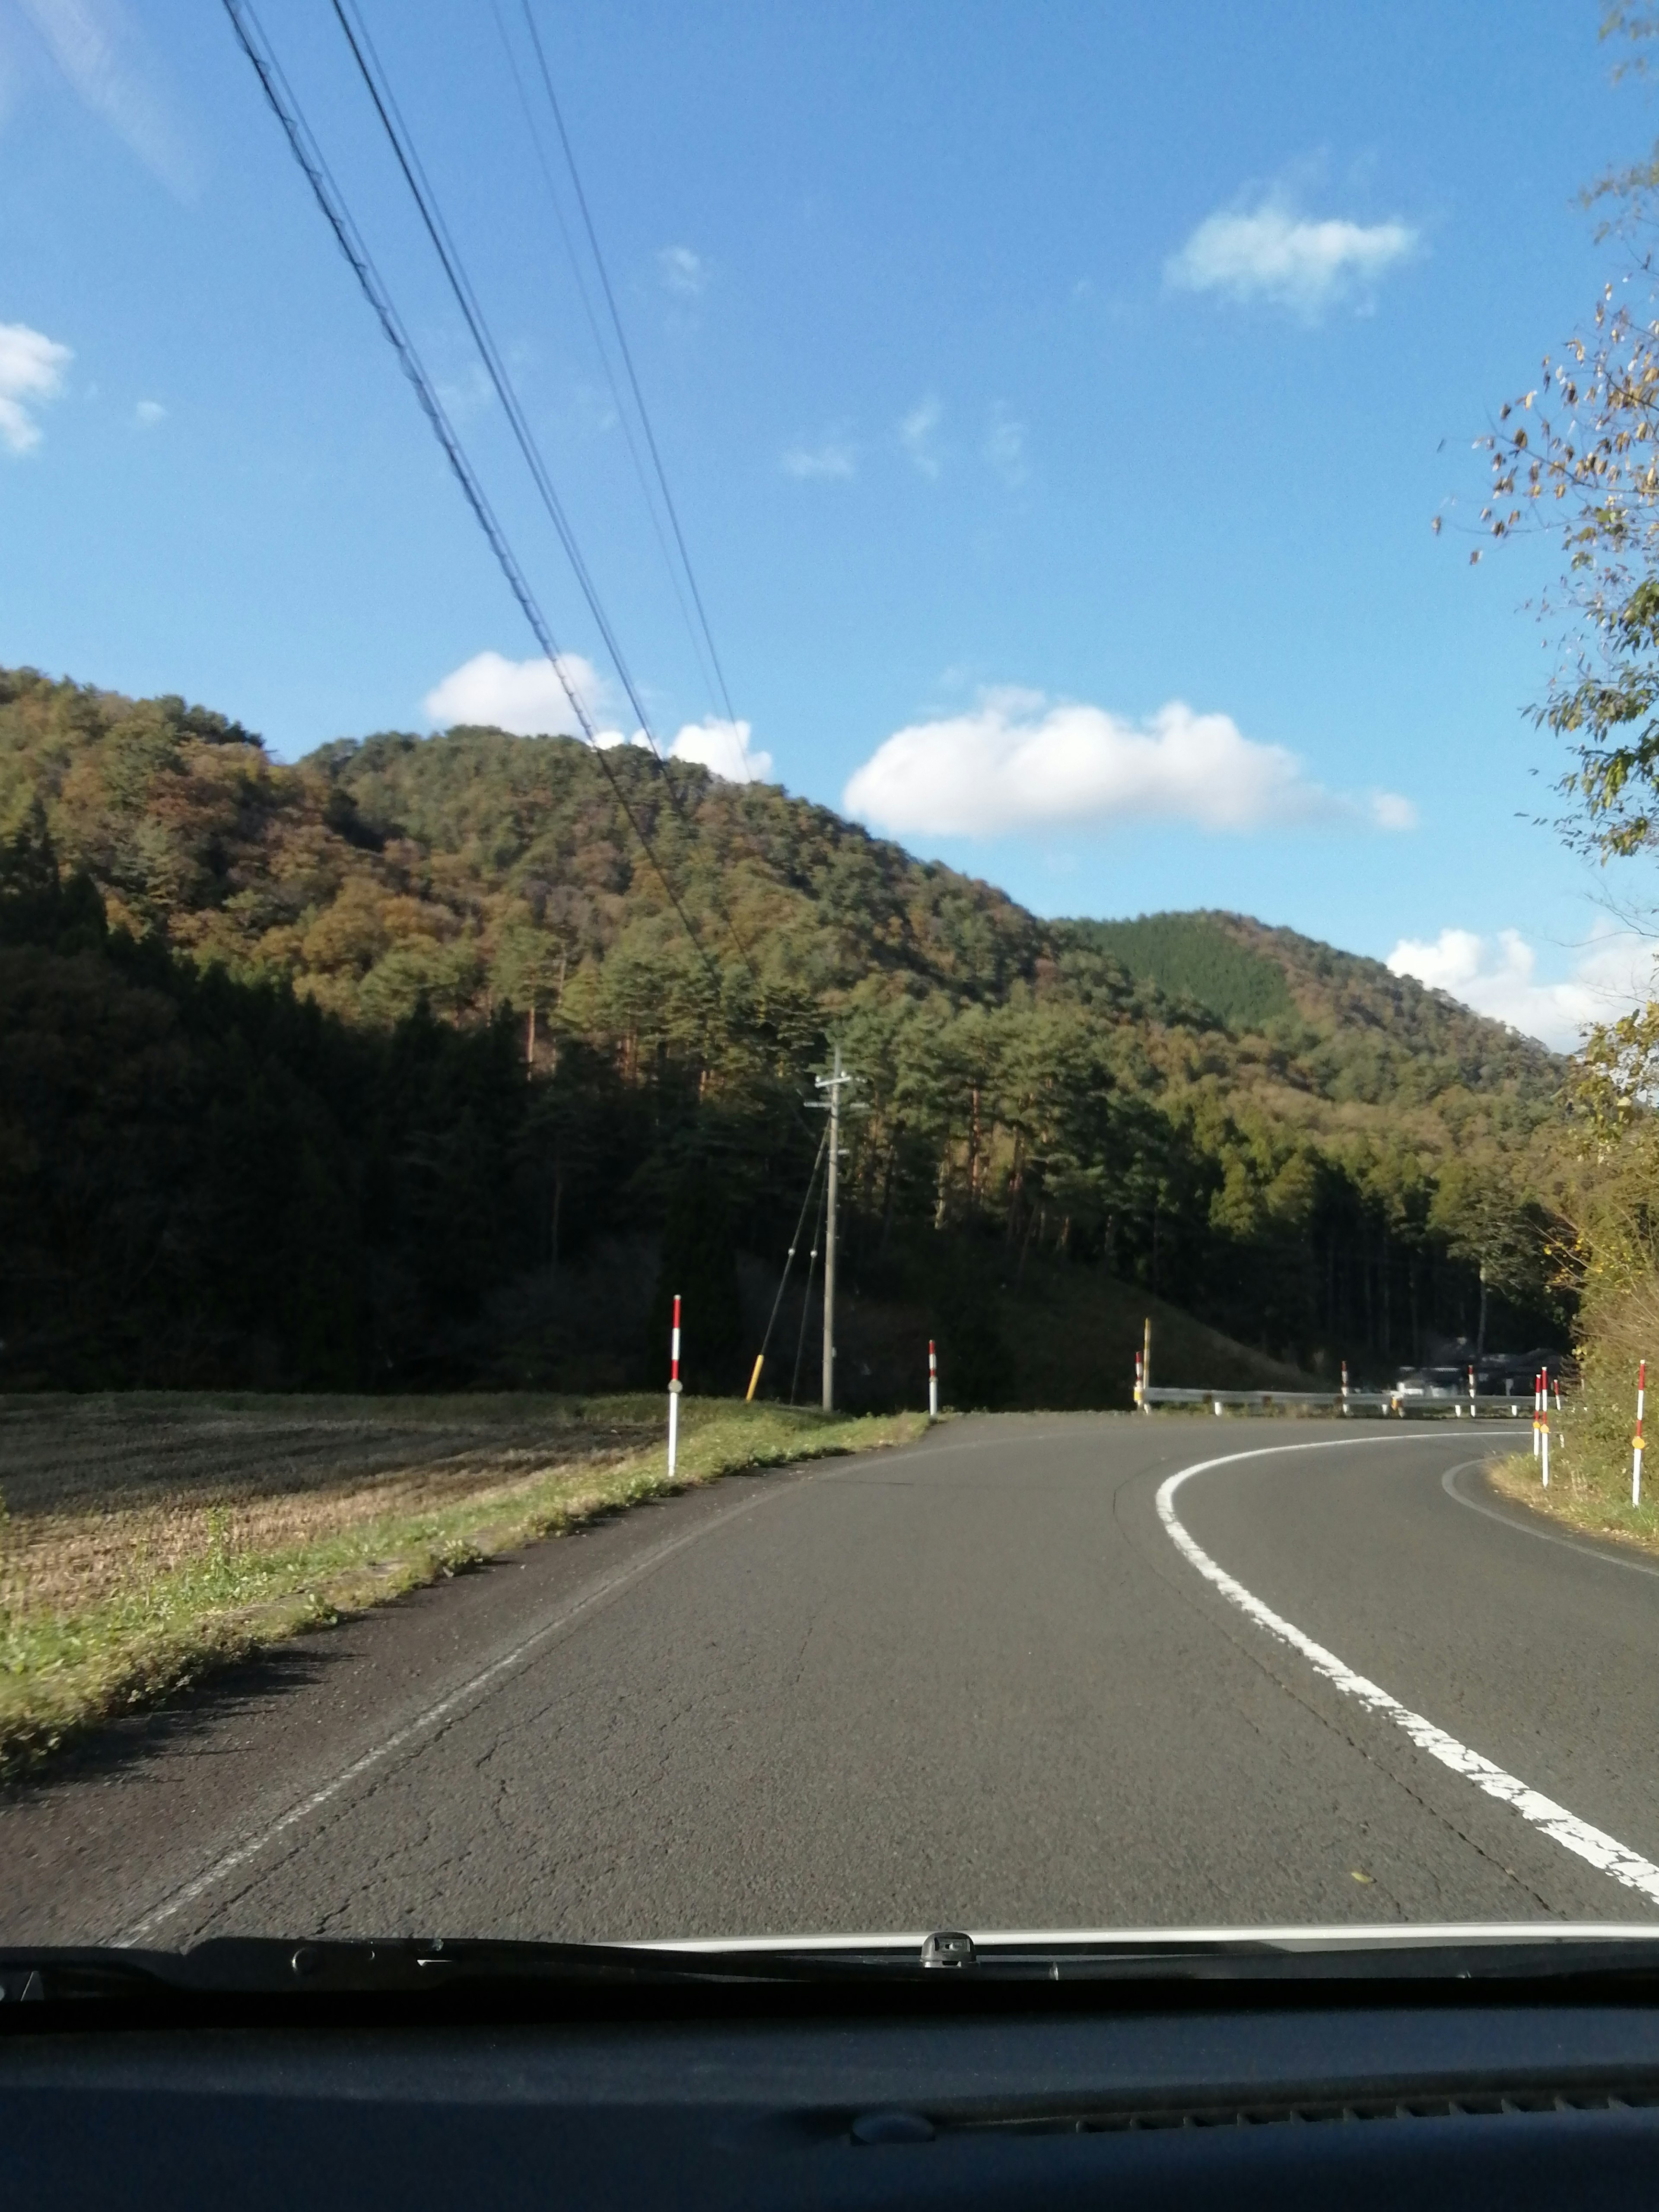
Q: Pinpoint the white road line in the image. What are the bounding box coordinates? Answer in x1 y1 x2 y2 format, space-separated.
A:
1441 1460 1659 1579
120 1477 800 1945
1157 1437 1659 1908
122 1425 1064 1945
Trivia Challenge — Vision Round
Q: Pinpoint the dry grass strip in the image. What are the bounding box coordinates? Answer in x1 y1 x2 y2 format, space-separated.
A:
1486 1438 1659 1559
0 1392 927 1770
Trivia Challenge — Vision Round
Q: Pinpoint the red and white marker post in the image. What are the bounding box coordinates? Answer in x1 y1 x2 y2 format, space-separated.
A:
1635 1360 1647 1508
1134 1350 1143 1411
1541 1366 1551 1489
1468 1365 1477 1423
1533 1369 1542 1461
928 1339 938 1422
667 1293 683 1480
1341 1360 1350 1417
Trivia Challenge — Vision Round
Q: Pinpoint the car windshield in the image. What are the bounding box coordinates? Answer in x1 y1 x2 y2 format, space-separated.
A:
4 1 1659 1965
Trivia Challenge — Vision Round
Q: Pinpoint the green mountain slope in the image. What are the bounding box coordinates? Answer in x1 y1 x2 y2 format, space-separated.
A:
1064 913 1297 1033
0 667 1571 1394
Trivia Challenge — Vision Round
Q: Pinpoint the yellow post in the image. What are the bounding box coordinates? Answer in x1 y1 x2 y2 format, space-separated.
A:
745 1354 764 1403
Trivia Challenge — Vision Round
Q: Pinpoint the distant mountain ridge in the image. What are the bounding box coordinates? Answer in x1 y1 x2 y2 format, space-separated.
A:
0 665 1569 1386
0 666 1554 1081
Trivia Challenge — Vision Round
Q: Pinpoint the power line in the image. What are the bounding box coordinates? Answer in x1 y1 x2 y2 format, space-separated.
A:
332 0 668 778
220 0 725 995
515 0 746 752
486 0 728 739
748 1122 829 1397
789 1170 827 1408
329 0 763 986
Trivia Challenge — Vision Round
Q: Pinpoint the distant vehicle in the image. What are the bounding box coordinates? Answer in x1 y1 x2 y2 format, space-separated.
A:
1479 1350 1571 1396
1392 1366 1466 1400
1393 1353 1569 1400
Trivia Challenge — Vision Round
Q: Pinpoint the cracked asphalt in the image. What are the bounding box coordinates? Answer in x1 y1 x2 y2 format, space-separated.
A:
6 1414 1659 1945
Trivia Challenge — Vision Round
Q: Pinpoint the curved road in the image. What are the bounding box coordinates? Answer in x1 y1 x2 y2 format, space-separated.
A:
8 1415 1659 1945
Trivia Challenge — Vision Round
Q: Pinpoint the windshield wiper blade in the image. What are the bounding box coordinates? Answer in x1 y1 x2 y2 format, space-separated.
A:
0 1938 776 2003
12 1929 1659 2005
0 1936 979 2002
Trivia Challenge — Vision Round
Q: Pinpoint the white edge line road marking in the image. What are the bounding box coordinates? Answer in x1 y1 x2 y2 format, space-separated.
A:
121 1421 1085 1944
127 1419 1589 1942
120 1475 815 1945
1441 1459 1659 1580
1157 1436 1659 1909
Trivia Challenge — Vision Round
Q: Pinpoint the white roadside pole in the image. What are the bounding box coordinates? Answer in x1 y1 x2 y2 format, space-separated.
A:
1341 1360 1350 1417
1635 1360 1647 1507
1468 1365 1477 1423
1541 1366 1551 1489
667 1293 682 1480
928 1339 939 1422
1133 1350 1143 1411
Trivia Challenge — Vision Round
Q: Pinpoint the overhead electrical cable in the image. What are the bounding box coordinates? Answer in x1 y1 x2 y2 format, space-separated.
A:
328 0 763 985
486 0 727 736
331 0 671 779
748 1122 830 1396
515 0 747 755
219 0 725 993
788 1171 828 1408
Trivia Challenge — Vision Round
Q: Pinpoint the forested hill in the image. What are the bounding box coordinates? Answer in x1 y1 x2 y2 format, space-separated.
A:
0 667 1569 1395
0 667 1550 1080
1066 911 1553 1106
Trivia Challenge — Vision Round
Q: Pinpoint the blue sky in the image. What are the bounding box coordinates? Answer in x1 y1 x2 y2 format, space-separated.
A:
1 0 1654 1045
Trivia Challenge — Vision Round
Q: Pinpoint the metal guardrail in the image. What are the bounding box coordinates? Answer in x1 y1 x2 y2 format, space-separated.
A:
1141 1387 1537 1418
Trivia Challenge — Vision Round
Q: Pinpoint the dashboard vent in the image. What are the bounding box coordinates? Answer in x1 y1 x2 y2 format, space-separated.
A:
941 2082 1659 2136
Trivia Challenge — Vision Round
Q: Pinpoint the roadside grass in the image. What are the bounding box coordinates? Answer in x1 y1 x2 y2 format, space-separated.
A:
1480 1294 1659 1559
1485 1423 1659 1558
0 1394 927 1771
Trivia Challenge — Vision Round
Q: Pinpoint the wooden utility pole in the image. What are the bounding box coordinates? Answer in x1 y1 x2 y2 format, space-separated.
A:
1142 1315 1152 1413
815 1045 855 1412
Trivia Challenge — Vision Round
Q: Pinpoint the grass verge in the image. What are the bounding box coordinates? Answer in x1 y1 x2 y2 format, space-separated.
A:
0 1395 927 1773
1485 1433 1659 1558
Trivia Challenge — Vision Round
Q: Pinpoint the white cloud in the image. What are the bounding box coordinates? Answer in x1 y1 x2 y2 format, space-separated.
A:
1386 926 1656 1053
843 689 1415 839
15 0 194 194
782 433 856 480
1166 189 1417 317
665 717 772 782
1370 789 1419 831
984 406 1027 486
658 245 705 297
0 321 71 453
899 396 941 477
423 650 623 742
133 396 164 426
423 654 770 781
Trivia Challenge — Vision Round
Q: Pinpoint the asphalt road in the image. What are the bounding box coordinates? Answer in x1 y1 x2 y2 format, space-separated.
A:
8 1414 1659 1946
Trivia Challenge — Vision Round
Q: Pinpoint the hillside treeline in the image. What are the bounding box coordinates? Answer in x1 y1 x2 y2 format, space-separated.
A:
0 667 1571 1395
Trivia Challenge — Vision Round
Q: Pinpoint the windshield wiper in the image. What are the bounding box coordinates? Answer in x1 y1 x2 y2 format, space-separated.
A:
11 1928 1659 2006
